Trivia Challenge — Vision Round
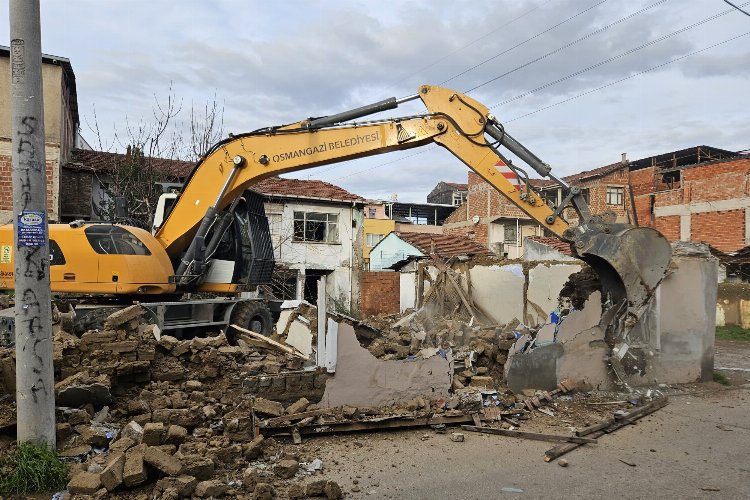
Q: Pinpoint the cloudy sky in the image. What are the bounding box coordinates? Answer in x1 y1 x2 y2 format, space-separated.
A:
2 0 749 202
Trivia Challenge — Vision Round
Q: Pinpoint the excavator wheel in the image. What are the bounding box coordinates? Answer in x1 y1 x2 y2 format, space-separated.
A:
228 300 274 343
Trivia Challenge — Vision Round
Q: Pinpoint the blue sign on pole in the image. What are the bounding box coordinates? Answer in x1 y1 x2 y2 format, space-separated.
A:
17 210 46 247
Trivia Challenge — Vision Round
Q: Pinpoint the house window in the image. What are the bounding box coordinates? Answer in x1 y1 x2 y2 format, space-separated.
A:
293 212 339 243
367 207 377 218
580 188 590 205
452 192 466 206
366 233 384 248
606 186 624 206
504 224 517 244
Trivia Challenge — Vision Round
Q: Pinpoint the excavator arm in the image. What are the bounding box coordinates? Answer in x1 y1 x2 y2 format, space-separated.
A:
156 86 570 259
155 85 672 367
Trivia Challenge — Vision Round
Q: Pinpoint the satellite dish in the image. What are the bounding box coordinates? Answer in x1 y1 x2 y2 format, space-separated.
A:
390 193 398 202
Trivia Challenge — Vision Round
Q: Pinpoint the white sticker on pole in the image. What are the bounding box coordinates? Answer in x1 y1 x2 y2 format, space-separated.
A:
495 160 521 190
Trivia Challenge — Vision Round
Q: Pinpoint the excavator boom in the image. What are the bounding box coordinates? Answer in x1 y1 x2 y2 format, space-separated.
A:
0 85 671 364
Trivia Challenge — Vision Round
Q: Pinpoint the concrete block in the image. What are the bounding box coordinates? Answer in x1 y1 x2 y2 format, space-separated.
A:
468 264 525 324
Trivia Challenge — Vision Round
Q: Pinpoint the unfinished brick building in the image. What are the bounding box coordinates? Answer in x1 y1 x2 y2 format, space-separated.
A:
442 146 750 256
442 158 632 257
629 146 749 253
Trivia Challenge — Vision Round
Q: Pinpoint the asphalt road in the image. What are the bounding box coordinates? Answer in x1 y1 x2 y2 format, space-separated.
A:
308 340 750 499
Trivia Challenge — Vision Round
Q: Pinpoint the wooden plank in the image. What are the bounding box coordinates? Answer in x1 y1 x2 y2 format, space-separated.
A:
472 413 483 427
544 398 668 462
261 408 333 427
461 426 597 444
230 324 308 359
262 414 476 437
575 418 614 437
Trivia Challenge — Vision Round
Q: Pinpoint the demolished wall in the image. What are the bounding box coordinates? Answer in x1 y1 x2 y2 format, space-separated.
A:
505 243 718 391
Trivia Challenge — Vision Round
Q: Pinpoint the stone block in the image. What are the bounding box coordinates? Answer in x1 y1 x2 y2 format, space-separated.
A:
121 421 144 443
151 408 201 428
195 479 228 497
469 376 495 389
99 452 125 491
105 305 143 328
252 397 283 417
68 471 102 495
123 444 148 487
166 425 188 445
142 422 165 446
144 446 183 476
155 474 197 497
109 437 135 454
274 459 299 479
285 397 309 415
182 455 215 481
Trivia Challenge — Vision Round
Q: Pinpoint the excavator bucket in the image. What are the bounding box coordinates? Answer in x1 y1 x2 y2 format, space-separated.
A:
567 221 672 365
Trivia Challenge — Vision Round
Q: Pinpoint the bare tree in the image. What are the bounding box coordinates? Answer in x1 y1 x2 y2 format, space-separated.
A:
86 85 225 228
189 92 225 161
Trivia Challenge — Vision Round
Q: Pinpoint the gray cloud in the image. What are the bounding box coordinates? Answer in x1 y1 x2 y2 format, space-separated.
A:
0 0 747 202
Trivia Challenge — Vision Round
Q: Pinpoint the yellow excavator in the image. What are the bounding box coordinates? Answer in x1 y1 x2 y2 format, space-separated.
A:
0 85 671 349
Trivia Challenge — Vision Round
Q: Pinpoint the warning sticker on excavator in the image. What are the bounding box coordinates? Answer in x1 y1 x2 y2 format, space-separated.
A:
0 245 10 264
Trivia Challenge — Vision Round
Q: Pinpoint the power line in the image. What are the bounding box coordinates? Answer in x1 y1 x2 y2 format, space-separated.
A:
329 146 439 182
490 1 747 108
724 0 750 16
503 30 750 124
464 0 670 94
439 0 609 87
384 0 556 94
322 29 749 184
316 0 601 180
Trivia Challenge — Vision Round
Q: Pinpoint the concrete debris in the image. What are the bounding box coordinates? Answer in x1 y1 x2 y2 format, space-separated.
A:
0 261 706 498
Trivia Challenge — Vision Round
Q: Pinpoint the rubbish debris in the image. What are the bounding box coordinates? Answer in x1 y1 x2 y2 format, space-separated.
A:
544 398 669 462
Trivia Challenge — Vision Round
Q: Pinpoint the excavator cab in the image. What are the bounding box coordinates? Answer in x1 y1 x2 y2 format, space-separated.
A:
153 189 274 292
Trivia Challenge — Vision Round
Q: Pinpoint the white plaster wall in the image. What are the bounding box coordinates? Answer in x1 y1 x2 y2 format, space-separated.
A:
400 271 416 312
468 264 525 324
527 263 582 325
266 200 358 311
652 255 718 384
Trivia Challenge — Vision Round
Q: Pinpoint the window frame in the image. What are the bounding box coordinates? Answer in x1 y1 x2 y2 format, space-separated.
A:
605 185 625 206
293 211 340 244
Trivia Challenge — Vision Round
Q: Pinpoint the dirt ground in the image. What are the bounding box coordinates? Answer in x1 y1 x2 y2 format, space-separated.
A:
278 340 750 499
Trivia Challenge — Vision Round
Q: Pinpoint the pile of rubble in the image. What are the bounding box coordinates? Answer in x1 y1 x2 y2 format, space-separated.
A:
0 291 670 498
0 305 344 499
360 308 525 391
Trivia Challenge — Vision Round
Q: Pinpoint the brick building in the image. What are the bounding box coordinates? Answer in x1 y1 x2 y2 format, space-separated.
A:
629 146 748 252
0 46 79 222
427 181 468 206
534 158 634 226
441 159 632 258
445 145 750 257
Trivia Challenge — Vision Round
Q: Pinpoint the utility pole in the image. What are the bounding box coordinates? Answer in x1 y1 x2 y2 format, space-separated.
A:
9 0 56 448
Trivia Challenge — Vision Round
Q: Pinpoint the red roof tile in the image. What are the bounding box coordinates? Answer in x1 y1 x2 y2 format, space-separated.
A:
445 182 468 191
396 232 493 258
253 176 362 202
562 161 626 183
526 162 627 190
66 149 194 178
525 236 574 257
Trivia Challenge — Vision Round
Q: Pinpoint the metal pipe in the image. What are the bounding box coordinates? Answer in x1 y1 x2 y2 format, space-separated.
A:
396 93 420 105
306 97 399 128
485 122 552 177
175 156 246 281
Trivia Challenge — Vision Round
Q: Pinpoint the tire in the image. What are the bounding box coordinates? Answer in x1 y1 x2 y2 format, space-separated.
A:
228 300 274 343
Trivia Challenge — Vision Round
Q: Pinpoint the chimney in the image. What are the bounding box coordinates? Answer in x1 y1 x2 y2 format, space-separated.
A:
621 152 628 164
